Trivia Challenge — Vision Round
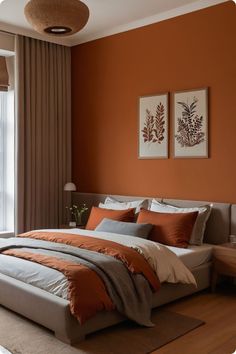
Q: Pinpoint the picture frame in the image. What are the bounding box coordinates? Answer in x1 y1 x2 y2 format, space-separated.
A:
138 93 169 159
173 88 208 158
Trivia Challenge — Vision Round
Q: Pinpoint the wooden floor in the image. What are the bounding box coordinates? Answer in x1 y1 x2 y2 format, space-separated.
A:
152 285 236 354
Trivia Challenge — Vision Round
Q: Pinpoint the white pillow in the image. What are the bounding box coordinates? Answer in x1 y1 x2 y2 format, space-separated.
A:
150 199 212 245
99 196 149 214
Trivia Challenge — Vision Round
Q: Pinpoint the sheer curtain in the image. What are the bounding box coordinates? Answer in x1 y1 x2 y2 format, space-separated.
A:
15 35 71 233
0 56 14 234
0 92 6 230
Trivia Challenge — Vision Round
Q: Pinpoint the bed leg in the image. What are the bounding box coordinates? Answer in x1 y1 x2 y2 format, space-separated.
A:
55 332 85 345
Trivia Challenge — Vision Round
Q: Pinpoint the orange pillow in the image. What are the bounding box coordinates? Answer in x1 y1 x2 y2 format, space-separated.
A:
137 209 198 248
86 207 135 230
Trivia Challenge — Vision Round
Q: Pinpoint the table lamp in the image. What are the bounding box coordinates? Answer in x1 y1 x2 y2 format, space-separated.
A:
64 182 76 192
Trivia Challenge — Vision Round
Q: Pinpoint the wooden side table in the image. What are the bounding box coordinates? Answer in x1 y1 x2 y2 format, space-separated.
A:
211 243 236 292
59 224 85 229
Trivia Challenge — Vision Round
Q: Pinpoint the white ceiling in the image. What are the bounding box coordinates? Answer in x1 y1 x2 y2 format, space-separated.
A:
0 0 228 47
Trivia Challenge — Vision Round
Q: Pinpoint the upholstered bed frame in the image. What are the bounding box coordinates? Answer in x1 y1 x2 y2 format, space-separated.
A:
0 193 234 344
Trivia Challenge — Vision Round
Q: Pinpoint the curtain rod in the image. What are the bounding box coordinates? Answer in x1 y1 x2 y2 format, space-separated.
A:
0 29 14 37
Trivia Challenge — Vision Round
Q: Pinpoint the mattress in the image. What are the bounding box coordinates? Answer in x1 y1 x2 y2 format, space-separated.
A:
167 244 213 270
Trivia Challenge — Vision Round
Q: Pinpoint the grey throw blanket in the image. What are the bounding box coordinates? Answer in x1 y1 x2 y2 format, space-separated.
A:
0 237 154 326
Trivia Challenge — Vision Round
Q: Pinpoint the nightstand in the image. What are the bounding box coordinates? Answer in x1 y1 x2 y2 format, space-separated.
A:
211 243 236 292
59 224 85 229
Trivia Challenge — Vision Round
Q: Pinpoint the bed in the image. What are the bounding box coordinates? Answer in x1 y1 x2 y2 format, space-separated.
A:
0 195 232 344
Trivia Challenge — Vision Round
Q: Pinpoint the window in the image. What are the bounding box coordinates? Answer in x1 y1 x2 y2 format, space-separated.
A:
0 92 6 229
0 88 14 234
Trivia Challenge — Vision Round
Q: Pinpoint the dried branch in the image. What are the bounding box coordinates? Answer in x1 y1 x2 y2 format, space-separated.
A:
153 103 165 143
142 109 154 143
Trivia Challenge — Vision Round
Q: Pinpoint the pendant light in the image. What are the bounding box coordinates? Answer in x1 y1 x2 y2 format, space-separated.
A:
24 0 89 37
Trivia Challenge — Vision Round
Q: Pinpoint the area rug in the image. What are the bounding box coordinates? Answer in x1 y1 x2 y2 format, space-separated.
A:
0 306 204 354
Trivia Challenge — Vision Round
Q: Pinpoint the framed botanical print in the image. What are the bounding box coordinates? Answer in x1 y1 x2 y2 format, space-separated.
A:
138 93 169 159
173 88 208 158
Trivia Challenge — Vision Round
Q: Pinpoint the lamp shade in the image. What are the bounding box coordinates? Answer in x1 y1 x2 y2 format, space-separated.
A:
64 182 77 191
24 0 89 37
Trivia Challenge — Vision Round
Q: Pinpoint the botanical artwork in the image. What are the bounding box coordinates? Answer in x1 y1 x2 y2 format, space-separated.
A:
174 88 208 158
139 94 168 158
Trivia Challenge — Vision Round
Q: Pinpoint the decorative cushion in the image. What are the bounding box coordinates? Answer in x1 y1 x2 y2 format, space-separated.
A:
95 218 153 238
86 207 135 230
99 196 149 214
150 199 212 245
137 209 198 248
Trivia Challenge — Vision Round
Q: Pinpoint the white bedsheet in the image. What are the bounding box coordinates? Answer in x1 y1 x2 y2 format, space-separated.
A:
167 244 213 270
0 254 69 299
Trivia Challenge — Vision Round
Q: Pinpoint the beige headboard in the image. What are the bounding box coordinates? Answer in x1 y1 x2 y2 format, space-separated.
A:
230 204 236 235
163 198 230 244
73 193 231 245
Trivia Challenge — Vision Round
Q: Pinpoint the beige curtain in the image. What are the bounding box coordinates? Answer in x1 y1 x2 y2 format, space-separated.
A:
0 56 9 91
15 35 71 233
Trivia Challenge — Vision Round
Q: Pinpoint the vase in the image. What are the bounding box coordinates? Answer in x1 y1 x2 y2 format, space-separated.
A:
75 213 82 226
69 221 76 227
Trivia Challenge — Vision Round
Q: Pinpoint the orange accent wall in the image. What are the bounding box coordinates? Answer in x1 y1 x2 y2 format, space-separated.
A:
72 1 236 203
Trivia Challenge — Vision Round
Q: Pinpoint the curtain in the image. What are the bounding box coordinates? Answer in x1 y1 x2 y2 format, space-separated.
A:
15 35 71 233
0 56 9 91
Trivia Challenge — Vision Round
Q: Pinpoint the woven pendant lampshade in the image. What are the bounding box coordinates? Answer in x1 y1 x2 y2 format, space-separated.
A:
24 0 89 36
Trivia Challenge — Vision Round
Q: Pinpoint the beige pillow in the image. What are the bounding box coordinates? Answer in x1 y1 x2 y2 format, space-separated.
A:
150 199 212 245
99 196 149 214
